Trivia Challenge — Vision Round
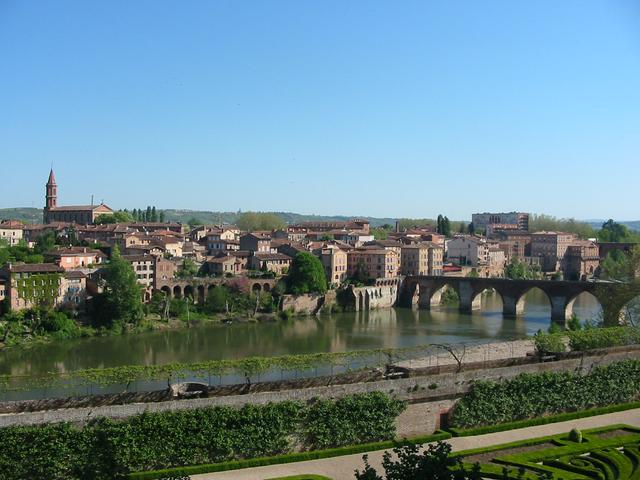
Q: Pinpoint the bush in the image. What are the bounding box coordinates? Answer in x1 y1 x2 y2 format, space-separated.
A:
305 392 406 449
450 359 640 428
533 326 640 353
0 393 405 480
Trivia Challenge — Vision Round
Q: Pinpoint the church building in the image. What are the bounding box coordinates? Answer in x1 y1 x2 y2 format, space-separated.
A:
43 169 114 224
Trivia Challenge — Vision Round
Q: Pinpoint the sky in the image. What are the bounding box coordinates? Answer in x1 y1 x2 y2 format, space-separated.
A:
1 1 639 221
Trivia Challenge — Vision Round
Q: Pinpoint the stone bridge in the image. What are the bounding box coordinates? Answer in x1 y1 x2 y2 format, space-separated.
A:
154 277 278 304
402 276 639 326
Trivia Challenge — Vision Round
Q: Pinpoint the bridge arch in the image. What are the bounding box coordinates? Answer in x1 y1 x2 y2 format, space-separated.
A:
183 285 194 300
470 287 504 314
619 295 640 325
197 285 206 304
565 291 603 326
420 281 460 309
511 286 552 319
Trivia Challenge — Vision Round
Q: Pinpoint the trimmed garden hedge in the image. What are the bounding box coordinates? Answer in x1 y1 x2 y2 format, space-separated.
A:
448 400 640 436
450 359 640 428
0 392 405 480
127 431 452 480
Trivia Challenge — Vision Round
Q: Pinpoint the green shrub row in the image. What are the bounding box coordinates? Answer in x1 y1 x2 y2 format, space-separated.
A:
447 400 640 436
533 326 640 353
127 431 451 480
450 359 640 428
0 392 405 480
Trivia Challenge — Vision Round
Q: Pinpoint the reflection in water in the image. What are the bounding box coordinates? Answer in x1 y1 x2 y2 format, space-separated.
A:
0 290 602 379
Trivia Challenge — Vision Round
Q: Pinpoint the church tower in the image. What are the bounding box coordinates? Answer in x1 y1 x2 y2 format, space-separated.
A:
44 169 57 223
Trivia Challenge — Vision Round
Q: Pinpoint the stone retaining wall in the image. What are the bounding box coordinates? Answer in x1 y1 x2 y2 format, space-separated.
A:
2 346 638 431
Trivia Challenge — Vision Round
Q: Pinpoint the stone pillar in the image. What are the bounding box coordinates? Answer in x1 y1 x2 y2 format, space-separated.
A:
458 282 480 313
550 295 569 326
503 294 524 318
418 288 432 309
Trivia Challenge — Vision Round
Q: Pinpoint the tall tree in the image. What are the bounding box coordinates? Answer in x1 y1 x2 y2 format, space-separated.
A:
442 216 452 237
145 206 152 223
151 206 158 222
94 245 143 327
286 252 327 294
436 215 444 234
159 210 165 223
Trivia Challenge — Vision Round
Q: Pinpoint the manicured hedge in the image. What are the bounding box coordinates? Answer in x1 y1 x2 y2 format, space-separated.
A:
450 359 640 428
448 401 640 436
533 326 640 353
0 392 405 480
127 431 452 480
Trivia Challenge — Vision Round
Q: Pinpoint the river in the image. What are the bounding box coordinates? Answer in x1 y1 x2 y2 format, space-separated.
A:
0 290 601 381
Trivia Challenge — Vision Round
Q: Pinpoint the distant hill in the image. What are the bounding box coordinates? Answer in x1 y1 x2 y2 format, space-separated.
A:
0 207 398 227
161 209 398 228
0 207 42 224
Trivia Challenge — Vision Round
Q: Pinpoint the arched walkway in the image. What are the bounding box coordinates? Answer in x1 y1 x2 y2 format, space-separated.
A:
161 286 171 297
172 285 182 299
183 285 194 300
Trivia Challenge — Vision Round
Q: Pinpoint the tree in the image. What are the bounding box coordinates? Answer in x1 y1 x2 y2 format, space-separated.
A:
151 206 158 222
94 245 143 327
204 286 229 314
159 210 165 223
176 258 199 278
504 257 542 280
237 212 286 232
442 216 451 237
436 215 444 234
467 223 475 235
528 214 595 239
355 442 481 480
286 252 327 294
94 211 134 224
598 219 640 243
598 246 640 325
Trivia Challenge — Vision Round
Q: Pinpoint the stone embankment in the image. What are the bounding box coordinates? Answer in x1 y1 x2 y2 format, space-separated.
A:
2 342 640 434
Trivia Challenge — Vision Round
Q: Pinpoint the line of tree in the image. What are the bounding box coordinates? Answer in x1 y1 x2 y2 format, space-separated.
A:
436 214 452 237
130 206 165 223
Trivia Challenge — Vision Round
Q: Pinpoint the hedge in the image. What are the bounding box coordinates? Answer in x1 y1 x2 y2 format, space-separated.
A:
450 359 640 428
127 431 451 480
447 400 640 436
533 326 640 354
0 392 405 480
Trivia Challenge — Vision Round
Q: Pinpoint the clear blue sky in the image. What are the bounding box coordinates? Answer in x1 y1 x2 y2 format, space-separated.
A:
1 1 639 220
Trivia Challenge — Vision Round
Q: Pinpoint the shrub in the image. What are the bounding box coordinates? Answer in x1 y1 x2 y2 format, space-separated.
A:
568 428 582 443
450 359 640 428
0 393 405 480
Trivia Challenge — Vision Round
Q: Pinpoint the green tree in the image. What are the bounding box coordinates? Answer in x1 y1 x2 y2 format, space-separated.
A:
94 211 134 224
34 231 57 254
237 212 286 232
176 258 199 278
159 210 165 222
355 442 481 480
528 214 595 239
94 245 143 327
151 206 158 222
598 219 640 243
286 252 327 294
504 257 542 280
204 286 228 313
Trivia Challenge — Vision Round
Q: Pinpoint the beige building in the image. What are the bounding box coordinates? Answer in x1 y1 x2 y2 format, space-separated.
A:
204 255 243 276
347 248 399 279
0 220 24 246
564 241 600 281
249 252 292 275
400 243 444 276
122 254 155 289
317 245 349 286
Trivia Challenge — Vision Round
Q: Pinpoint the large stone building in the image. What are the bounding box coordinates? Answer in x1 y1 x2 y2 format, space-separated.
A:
0 262 86 311
43 169 114 224
471 212 529 232
530 231 578 272
347 248 399 280
400 243 444 276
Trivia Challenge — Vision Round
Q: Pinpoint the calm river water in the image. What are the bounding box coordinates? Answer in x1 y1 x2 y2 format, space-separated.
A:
0 290 601 380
